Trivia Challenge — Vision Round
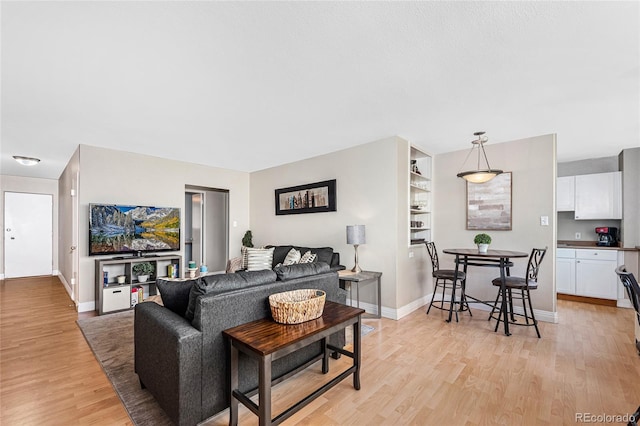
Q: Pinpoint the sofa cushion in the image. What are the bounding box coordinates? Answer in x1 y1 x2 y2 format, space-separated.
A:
156 277 199 317
270 245 295 266
184 270 277 321
273 262 330 281
246 247 275 271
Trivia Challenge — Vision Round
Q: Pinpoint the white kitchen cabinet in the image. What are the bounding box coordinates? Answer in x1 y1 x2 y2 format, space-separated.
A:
575 249 618 299
556 248 576 294
574 172 622 220
556 176 575 211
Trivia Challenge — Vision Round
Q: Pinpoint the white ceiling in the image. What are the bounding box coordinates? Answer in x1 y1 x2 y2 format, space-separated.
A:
1 1 639 180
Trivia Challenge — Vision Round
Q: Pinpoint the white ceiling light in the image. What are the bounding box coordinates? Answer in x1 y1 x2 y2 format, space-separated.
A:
456 132 503 184
13 155 41 166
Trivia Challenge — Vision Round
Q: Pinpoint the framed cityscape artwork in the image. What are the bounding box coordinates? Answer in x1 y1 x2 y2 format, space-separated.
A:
275 179 337 215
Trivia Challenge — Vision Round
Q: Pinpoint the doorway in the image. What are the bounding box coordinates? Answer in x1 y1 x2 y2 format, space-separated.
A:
185 186 229 273
4 192 53 278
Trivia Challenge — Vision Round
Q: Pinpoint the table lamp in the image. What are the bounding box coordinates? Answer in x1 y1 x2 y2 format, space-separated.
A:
346 225 366 273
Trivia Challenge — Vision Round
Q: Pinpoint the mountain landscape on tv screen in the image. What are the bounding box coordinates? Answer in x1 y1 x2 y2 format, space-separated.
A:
90 205 180 254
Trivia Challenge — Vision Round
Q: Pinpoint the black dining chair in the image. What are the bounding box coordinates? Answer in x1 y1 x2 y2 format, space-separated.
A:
425 241 469 322
488 247 547 337
615 265 640 355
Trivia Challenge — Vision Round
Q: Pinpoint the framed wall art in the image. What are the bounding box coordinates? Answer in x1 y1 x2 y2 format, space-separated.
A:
466 172 512 230
275 179 337 215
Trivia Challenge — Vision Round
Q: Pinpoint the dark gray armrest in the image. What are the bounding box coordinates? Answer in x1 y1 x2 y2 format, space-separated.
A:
134 302 203 426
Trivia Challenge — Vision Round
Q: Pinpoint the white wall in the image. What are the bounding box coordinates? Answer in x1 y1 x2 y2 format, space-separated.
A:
0 175 59 279
250 137 432 318
65 145 250 311
58 147 80 299
433 134 557 317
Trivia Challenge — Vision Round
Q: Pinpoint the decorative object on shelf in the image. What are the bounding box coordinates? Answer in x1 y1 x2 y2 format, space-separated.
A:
132 262 154 283
410 160 421 174
275 179 337 215
456 131 503 183
187 260 197 278
242 230 254 248
474 233 492 253
200 264 208 273
117 275 126 284
269 289 326 324
467 172 512 230
346 225 366 273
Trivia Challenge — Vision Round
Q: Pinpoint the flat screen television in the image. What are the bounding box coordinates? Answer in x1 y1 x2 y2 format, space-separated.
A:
89 204 180 256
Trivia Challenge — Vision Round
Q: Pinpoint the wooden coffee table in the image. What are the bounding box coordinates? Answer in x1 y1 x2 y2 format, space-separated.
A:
223 301 365 426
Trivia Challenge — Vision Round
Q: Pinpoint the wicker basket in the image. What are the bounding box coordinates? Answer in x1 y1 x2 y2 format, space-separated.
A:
269 289 326 324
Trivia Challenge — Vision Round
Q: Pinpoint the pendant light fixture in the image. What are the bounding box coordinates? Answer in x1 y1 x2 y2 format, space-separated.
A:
456 131 503 183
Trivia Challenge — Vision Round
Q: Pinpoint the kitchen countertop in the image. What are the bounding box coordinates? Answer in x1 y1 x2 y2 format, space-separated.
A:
557 240 639 251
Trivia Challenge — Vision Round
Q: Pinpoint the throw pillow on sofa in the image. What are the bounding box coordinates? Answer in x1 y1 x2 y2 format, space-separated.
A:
246 247 275 271
299 250 317 263
273 262 330 281
156 277 200 317
283 248 301 265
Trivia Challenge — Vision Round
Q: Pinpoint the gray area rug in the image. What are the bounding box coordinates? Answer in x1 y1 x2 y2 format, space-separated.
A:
76 310 173 426
77 309 375 425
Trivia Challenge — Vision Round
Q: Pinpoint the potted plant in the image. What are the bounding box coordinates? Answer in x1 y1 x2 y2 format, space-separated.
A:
242 230 254 248
473 233 492 253
133 262 154 283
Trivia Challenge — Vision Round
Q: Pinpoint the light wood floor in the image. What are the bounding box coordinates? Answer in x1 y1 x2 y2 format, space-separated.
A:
2 276 639 425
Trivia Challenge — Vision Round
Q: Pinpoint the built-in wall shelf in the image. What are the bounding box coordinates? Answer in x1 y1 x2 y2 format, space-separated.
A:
409 146 432 246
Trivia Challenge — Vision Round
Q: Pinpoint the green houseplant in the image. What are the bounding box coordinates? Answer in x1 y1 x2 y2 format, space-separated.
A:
133 262 155 283
242 230 254 248
473 233 492 253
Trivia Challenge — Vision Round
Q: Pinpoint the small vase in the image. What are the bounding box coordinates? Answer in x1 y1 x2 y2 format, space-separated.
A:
137 275 149 283
478 244 489 253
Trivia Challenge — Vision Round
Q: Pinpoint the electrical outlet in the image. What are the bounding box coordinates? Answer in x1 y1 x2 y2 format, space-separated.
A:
575 232 581 240
540 216 549 226
409 251 414 258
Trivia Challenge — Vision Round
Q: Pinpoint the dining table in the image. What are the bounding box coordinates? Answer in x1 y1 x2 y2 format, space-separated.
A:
442 248 529 336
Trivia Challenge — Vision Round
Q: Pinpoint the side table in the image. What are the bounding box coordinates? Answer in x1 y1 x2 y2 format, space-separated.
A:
223 301 365 426
338 270 382 319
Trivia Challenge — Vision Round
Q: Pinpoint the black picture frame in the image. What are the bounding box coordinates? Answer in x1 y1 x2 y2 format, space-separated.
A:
275 179 337 215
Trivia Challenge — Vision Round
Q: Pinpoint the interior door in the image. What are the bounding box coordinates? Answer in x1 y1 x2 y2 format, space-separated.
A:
4 192 53 278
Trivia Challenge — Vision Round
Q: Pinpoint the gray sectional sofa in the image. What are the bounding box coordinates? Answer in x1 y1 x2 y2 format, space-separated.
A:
134 247 346 426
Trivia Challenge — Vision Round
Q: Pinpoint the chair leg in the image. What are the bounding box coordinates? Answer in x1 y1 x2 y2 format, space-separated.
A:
488 288 501 321
526 288 541 338
441 279 447 310
426 278 439 314
521 289 531 325
508 288 516 322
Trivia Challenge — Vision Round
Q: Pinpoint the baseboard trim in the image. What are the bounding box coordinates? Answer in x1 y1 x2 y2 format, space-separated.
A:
77 301 96 313
0 273 4 280
557 293 617 307
57 272 74 300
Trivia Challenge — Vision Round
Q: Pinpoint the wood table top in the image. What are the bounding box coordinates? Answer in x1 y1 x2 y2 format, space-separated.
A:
222 301 364 356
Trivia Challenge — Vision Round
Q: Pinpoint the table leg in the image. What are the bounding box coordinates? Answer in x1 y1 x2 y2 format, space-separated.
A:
229 344 239 426
447 255 460 323
259 354 272 426
377 276 382 318
322 337 329 374
353 317 361 390
499 258 511 336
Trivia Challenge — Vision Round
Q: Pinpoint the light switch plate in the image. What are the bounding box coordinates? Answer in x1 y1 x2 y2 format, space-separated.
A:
540 215 549 226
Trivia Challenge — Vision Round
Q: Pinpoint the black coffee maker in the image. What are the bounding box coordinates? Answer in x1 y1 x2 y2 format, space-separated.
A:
595 227 618 246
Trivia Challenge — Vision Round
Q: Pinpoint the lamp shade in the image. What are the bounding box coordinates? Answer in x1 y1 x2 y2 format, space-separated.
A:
346 225 366 245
